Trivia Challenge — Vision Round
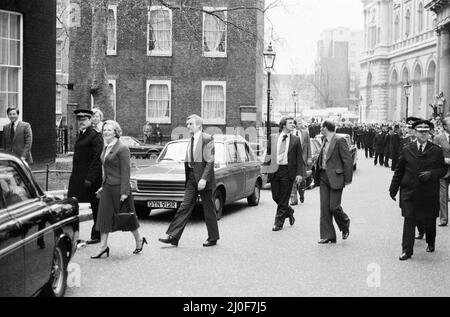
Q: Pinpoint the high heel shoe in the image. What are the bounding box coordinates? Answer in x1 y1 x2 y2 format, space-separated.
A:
133 237 148 254
91 246 109 259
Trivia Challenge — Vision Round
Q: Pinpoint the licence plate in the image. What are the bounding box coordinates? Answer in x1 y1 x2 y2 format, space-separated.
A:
147 200 177 208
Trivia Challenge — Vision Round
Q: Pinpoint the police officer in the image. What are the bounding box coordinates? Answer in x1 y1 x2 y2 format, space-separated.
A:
389 120 446 261
68 109 103 244
389 124 402 171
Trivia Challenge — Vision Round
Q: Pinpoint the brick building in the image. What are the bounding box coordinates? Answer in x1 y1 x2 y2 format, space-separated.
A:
68 0 265 141
0 0 56 161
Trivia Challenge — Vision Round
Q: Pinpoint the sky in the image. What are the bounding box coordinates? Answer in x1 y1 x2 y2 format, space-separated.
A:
266 0 364 74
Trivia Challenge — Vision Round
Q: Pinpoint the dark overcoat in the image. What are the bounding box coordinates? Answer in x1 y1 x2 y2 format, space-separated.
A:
389 132 401 159
68 126 103 202
389 142 446 219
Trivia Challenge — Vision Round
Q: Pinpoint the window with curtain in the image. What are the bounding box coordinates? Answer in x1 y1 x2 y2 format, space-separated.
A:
203 8 227 57
202 82 226 124
56 40 62 71
148 7 172 56
394 15 399 42
107 5 117 55
0 11 21 118
147 80 171 123
405 10 411 37
56 90 62 114
108 79 116 120
418 3 424 33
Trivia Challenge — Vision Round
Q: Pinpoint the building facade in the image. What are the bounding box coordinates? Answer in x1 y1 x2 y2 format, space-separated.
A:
68 0 264 141
360 0 437 122
315 27 364 110
0 0 56 161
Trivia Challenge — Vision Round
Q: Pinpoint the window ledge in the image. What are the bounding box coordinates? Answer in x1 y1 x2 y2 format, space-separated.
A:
203 52 227 58
203 119 226 125
147 51 172 57
147 118 171 124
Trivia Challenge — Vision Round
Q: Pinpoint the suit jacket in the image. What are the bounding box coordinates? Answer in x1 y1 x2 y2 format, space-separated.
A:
101 140 131 196
314 134 353 190
2 121 33 163
267 133 306 181
432 133 450 179
294 129 312 166
389 142 445 219
67 126 103 202
184 132 216 191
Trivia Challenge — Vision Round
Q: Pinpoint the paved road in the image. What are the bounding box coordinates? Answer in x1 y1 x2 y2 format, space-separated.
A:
66 150 450 297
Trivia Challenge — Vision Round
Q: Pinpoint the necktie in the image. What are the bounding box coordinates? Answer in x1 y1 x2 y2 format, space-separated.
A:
189 136 194 168
320 138 328 169
419 144 424 153
10 122 14 142
278 135 287 163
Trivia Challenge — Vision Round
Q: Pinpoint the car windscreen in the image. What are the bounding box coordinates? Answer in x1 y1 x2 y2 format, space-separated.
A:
158 142 189 162
121 137 140 147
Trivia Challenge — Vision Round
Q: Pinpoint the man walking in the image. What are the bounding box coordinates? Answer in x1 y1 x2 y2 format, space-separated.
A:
389 120 445 261
432 117 450 227
68 109 103 244
2 107 33 164
268 117 306 231
389 124 402 171
314 120 353 244
290 119 311 205
159 115 219 247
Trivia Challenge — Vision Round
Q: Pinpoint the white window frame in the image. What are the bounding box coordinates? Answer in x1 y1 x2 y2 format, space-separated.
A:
107 4 117 56
146 80 171 124
147 6 172 57
56 40 63 72
56 89 62 114
108 79 116 120
202 7 227 58
0 10 23 128
201 81 226 125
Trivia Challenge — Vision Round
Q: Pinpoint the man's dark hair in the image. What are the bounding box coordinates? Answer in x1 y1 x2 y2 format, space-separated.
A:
322 120 335 132
279 116 294 131
6 107 19 115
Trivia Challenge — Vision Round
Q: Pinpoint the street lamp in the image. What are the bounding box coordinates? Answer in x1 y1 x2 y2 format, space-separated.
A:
264 42 276 154
403 81 411 119
292 90 298 118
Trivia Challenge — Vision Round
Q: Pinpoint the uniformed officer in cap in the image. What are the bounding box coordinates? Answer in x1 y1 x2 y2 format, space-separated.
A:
389 120 446 261
68 109 103 244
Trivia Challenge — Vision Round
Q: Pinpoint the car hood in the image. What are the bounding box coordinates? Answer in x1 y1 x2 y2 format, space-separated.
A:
131 163 185 181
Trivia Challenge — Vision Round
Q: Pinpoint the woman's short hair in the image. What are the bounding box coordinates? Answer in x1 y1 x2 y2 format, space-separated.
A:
103 120 122 138
92 107 104 120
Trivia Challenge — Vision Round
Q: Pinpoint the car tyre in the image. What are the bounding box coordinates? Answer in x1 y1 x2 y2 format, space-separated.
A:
247 181 261 206
214 190 224 220
136 205 151 219
148 152 159 160
42 243 68 297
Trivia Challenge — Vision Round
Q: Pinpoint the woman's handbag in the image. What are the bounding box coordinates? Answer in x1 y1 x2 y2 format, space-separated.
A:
113 196 140 232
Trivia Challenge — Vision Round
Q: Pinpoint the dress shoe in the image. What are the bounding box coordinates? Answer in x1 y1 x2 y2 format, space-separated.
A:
415 233 424 239
202 240 217 247
289 215 295 226
133 237 148 254
86 239 101 245
300 197 304 203
290 201 298 206
438 223 447 227
342 230 349 240
272 226 282 232
318 238 336 244
399 253 412 261
91 246 110 259
158 235 179 246
426 245 435 253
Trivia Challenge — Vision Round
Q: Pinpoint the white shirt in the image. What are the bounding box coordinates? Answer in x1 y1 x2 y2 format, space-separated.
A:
417 141 427 152
104 138 118 158
277 132 290 165
10 120 19 132
321 133 335 169
188 131 202 162
444 131 450 144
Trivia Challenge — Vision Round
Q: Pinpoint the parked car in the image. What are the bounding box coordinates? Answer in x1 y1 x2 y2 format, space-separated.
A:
0 152 79 297
121 136 164 159
130 135 263 219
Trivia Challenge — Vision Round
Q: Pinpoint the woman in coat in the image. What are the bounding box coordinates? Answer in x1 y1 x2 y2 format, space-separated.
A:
91 120 147 259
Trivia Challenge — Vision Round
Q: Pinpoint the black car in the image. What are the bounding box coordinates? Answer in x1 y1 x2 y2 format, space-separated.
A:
0 152 79 297
121 136 164 159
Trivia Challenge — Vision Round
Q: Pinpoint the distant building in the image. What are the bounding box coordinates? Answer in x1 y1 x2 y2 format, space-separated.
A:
0 0 56 161
68 0 265 141
360 0 437 122
315 27 364 110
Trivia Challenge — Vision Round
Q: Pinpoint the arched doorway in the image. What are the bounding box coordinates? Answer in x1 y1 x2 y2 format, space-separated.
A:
413 64 422 117
426 61 436 118
401 67 409 119
390 70 398 120
366 72 372 121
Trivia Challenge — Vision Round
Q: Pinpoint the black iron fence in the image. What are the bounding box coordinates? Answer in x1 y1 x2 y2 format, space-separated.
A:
56 127 68 154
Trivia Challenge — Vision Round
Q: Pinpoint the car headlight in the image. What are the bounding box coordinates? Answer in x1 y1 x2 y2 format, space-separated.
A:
130 179 138 191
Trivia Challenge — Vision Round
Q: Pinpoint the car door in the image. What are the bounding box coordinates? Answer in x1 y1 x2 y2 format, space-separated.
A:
2 161 55 296
224 142 246 202
0 164 25 297
236 142 259 196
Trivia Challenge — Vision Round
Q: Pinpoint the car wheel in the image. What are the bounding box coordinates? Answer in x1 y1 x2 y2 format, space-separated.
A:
247 181 261 206
136 205 151 219
42 243 68 297
214 190 224 220
148 152 159 160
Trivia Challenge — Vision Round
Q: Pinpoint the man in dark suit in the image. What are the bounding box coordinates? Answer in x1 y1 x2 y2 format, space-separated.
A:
389 124 402 171
268 117 306 231
68 109 103 244
314 120 353 244
373 128 385 166
2 107 33 164
390 120 446 261
290 119 311 205
159 114 219 247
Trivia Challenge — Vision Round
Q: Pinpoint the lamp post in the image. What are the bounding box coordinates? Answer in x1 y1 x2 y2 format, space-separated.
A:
264 42 276 154
292 90 298 118
403 81 411 119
